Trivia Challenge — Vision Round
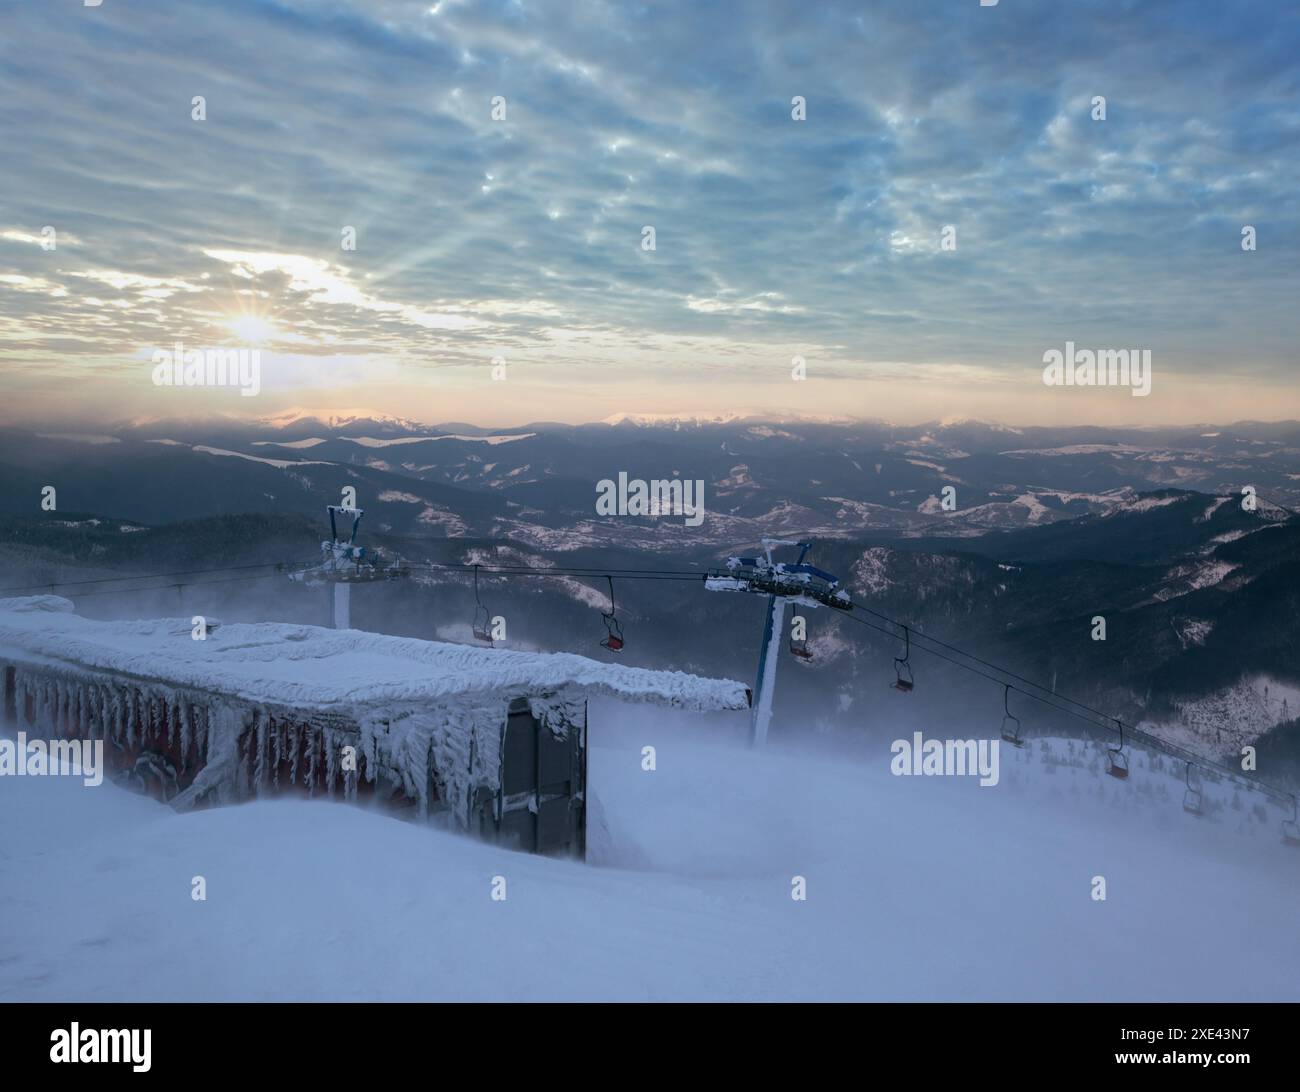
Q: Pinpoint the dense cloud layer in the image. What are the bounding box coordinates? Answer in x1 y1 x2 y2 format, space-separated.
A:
1 0 1296 425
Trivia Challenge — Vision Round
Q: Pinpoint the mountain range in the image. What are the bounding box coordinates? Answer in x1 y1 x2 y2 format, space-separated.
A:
2 414 1297 785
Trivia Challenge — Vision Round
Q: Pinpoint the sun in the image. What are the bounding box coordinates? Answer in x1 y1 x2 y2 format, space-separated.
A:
225 313 279 345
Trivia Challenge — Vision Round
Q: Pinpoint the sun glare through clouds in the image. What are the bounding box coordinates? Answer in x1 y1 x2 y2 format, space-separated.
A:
225 313 278 346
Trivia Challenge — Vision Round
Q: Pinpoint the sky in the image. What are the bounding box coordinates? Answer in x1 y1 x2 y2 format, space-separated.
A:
1 0 1298 429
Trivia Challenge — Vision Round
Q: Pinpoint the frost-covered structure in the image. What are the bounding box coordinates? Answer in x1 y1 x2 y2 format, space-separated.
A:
0 596 749 857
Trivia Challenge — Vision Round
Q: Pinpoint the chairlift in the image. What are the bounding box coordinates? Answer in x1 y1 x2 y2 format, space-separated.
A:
1283 797 1300 847
600 576 624 653
1000 685 1024 748
471 564 493 645
891 626 914 692
789 610 813 662
1106 719 1129 780
1182 761 1203 816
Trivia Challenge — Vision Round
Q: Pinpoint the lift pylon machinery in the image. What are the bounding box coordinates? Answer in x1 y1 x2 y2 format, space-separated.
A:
286 505 408 628
705 539 851 746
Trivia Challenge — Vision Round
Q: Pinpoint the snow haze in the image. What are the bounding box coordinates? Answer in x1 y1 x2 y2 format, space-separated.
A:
4 702 1297 1001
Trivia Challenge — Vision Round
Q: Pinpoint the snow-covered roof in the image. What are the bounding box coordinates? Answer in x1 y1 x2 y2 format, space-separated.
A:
0 597 749 714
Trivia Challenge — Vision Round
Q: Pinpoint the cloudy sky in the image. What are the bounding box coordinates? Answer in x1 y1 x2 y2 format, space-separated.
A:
1 0 1297 428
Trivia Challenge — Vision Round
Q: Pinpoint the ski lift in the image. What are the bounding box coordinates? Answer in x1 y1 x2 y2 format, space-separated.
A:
599 576 624 653
891 626 914 692
1106 719 1129 780
1182 761 1203 816
288 505 406 585
1283 797 1300 847
471 564 493 645
789 610 813 662
1000 685 1024 748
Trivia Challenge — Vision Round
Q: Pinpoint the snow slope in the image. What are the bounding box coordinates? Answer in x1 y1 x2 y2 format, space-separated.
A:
3 703 1298 1001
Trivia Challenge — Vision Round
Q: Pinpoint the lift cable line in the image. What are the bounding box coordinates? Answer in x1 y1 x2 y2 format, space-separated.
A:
8 489 1292 599
834 607 1297 814
0 559 314 596
4 569 312 602
6 544 1298 825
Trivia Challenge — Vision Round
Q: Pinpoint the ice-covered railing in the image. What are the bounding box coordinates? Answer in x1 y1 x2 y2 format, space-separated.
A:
0 596 750 713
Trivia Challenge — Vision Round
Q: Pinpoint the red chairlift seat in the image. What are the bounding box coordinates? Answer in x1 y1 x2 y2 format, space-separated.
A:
599 576 624 653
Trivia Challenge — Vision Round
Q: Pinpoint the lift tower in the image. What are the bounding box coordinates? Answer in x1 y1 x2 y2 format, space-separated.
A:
705 539 851 746
287 505 408 628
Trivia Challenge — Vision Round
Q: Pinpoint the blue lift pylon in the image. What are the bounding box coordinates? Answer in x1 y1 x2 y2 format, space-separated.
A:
705 539 851 746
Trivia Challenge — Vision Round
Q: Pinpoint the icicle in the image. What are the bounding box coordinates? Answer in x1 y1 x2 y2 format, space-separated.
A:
235 715 252 795
75 680 85 735
315 728 326 794
324 729 338 798
360 719 378 784
254 710 270 792
288 721 301 785
131 688 143 748
304 727 319 795
17 671 30 727
98 684 109 738
53 679 63 736
67 678 77 737
196 703 210 762
270 713 282 781
178 701 192 766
